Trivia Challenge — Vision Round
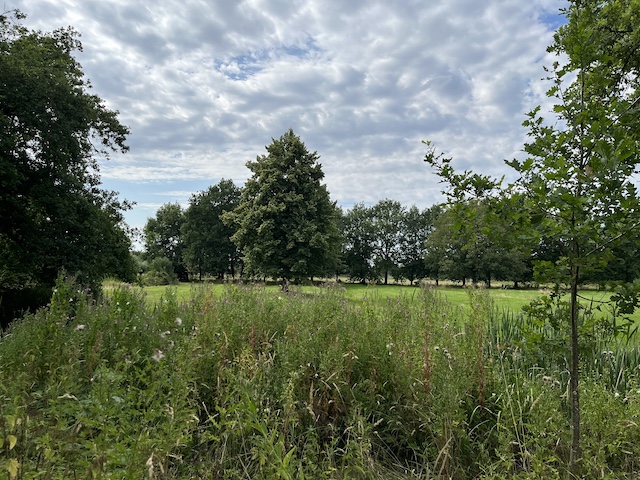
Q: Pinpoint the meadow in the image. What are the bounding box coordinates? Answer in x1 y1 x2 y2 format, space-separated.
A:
2 278 640 478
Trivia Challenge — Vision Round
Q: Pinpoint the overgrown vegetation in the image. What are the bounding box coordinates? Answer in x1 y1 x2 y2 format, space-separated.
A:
2 276 639 478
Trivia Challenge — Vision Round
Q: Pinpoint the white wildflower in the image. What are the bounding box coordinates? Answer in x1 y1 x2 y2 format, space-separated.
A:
175 317 182 326
75 324 86 331
152 349 165 362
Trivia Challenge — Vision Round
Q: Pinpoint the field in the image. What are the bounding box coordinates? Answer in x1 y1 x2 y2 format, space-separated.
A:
2 278 640 478
134 281 634 322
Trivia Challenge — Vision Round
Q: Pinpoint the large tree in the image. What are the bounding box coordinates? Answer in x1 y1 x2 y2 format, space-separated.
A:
341 203 378 283
397 204 442 285
182 179 242 280
427 0 640 472
225 129 341 284
0 10 134 320
370 199 405 285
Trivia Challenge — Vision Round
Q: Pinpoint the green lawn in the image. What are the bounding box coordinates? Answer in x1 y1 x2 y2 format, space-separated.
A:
127 281 635 321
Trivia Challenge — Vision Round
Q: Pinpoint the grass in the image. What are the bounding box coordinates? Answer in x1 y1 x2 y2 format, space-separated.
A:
129 280 640 323
3 276 640 478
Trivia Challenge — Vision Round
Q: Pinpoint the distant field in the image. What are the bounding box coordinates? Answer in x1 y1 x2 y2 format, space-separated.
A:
119 281 634 321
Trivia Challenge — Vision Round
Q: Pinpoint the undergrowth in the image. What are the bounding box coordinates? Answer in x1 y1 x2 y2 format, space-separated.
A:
1 276 639 478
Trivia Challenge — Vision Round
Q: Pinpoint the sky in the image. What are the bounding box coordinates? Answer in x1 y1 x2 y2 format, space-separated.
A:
9 0 568 237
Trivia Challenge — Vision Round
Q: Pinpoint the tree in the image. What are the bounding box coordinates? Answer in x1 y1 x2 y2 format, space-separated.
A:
182 179 242 280
0 10 134 321
370 199 405 285
426 0 640 472
396 205 439 285
144 203 187 281
425 207 473 285
225 129 341 284
341 203 378 283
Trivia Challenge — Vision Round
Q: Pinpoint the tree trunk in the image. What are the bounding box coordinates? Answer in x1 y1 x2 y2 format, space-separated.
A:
569 244 582 475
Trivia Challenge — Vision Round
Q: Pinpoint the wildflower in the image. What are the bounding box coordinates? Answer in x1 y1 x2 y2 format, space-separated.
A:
175 317 182 326
542 376 553 383
161 330 171 338
152 349 165 362
75 324 86 331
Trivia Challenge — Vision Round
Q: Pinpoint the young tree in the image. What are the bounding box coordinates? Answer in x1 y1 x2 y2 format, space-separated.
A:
225 129 341 284
0 10 133 320
181 179 242 280
427 0 640 472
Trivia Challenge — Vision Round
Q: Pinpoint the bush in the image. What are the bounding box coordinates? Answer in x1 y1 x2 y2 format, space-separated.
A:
141 257 178 286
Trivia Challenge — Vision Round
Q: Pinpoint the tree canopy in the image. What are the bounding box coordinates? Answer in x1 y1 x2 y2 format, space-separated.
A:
225 129 341 283
182 179 242 280
0 10 134 321
143 203 187 281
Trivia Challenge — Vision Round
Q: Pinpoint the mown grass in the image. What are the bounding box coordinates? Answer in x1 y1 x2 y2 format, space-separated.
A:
130 281 639 323
2 277 640 478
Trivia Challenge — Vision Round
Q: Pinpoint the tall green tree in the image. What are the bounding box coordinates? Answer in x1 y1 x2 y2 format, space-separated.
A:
427 0 640 472
225 129 341 284
396 205 439 285
341 203 378 283
182 179 242 280
370 199 405 285
0 10 133 320
144 203 187 281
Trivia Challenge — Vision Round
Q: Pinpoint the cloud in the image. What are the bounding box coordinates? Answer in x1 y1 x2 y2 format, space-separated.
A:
9 0 568 229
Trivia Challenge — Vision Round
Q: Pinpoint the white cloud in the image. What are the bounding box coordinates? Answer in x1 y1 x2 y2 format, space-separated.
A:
9 0 568 229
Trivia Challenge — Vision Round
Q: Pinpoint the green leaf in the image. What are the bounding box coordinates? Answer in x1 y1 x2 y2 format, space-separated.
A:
6 459 20 479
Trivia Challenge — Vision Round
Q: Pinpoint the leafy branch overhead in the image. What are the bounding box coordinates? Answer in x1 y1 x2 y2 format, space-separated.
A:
423 140 503 202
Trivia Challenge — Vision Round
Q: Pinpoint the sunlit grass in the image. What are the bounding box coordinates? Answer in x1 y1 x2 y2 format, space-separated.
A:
125 281 639 323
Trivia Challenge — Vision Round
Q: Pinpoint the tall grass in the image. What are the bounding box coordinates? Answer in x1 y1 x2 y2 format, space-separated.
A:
1 277 640 478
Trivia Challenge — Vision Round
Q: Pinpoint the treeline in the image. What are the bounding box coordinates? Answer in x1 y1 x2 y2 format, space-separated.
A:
140 181 640 288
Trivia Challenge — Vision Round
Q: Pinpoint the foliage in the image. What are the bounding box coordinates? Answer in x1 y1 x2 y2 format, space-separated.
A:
369 199 405 284
144 203 188 281
2 278 640 478
340 203 378 283
426 0 640 472
0 10 134 318
427 202 531 288
141 257 178 286
181 179 242 280
396 204 441 285
225 129 341 283
341 202 440 285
